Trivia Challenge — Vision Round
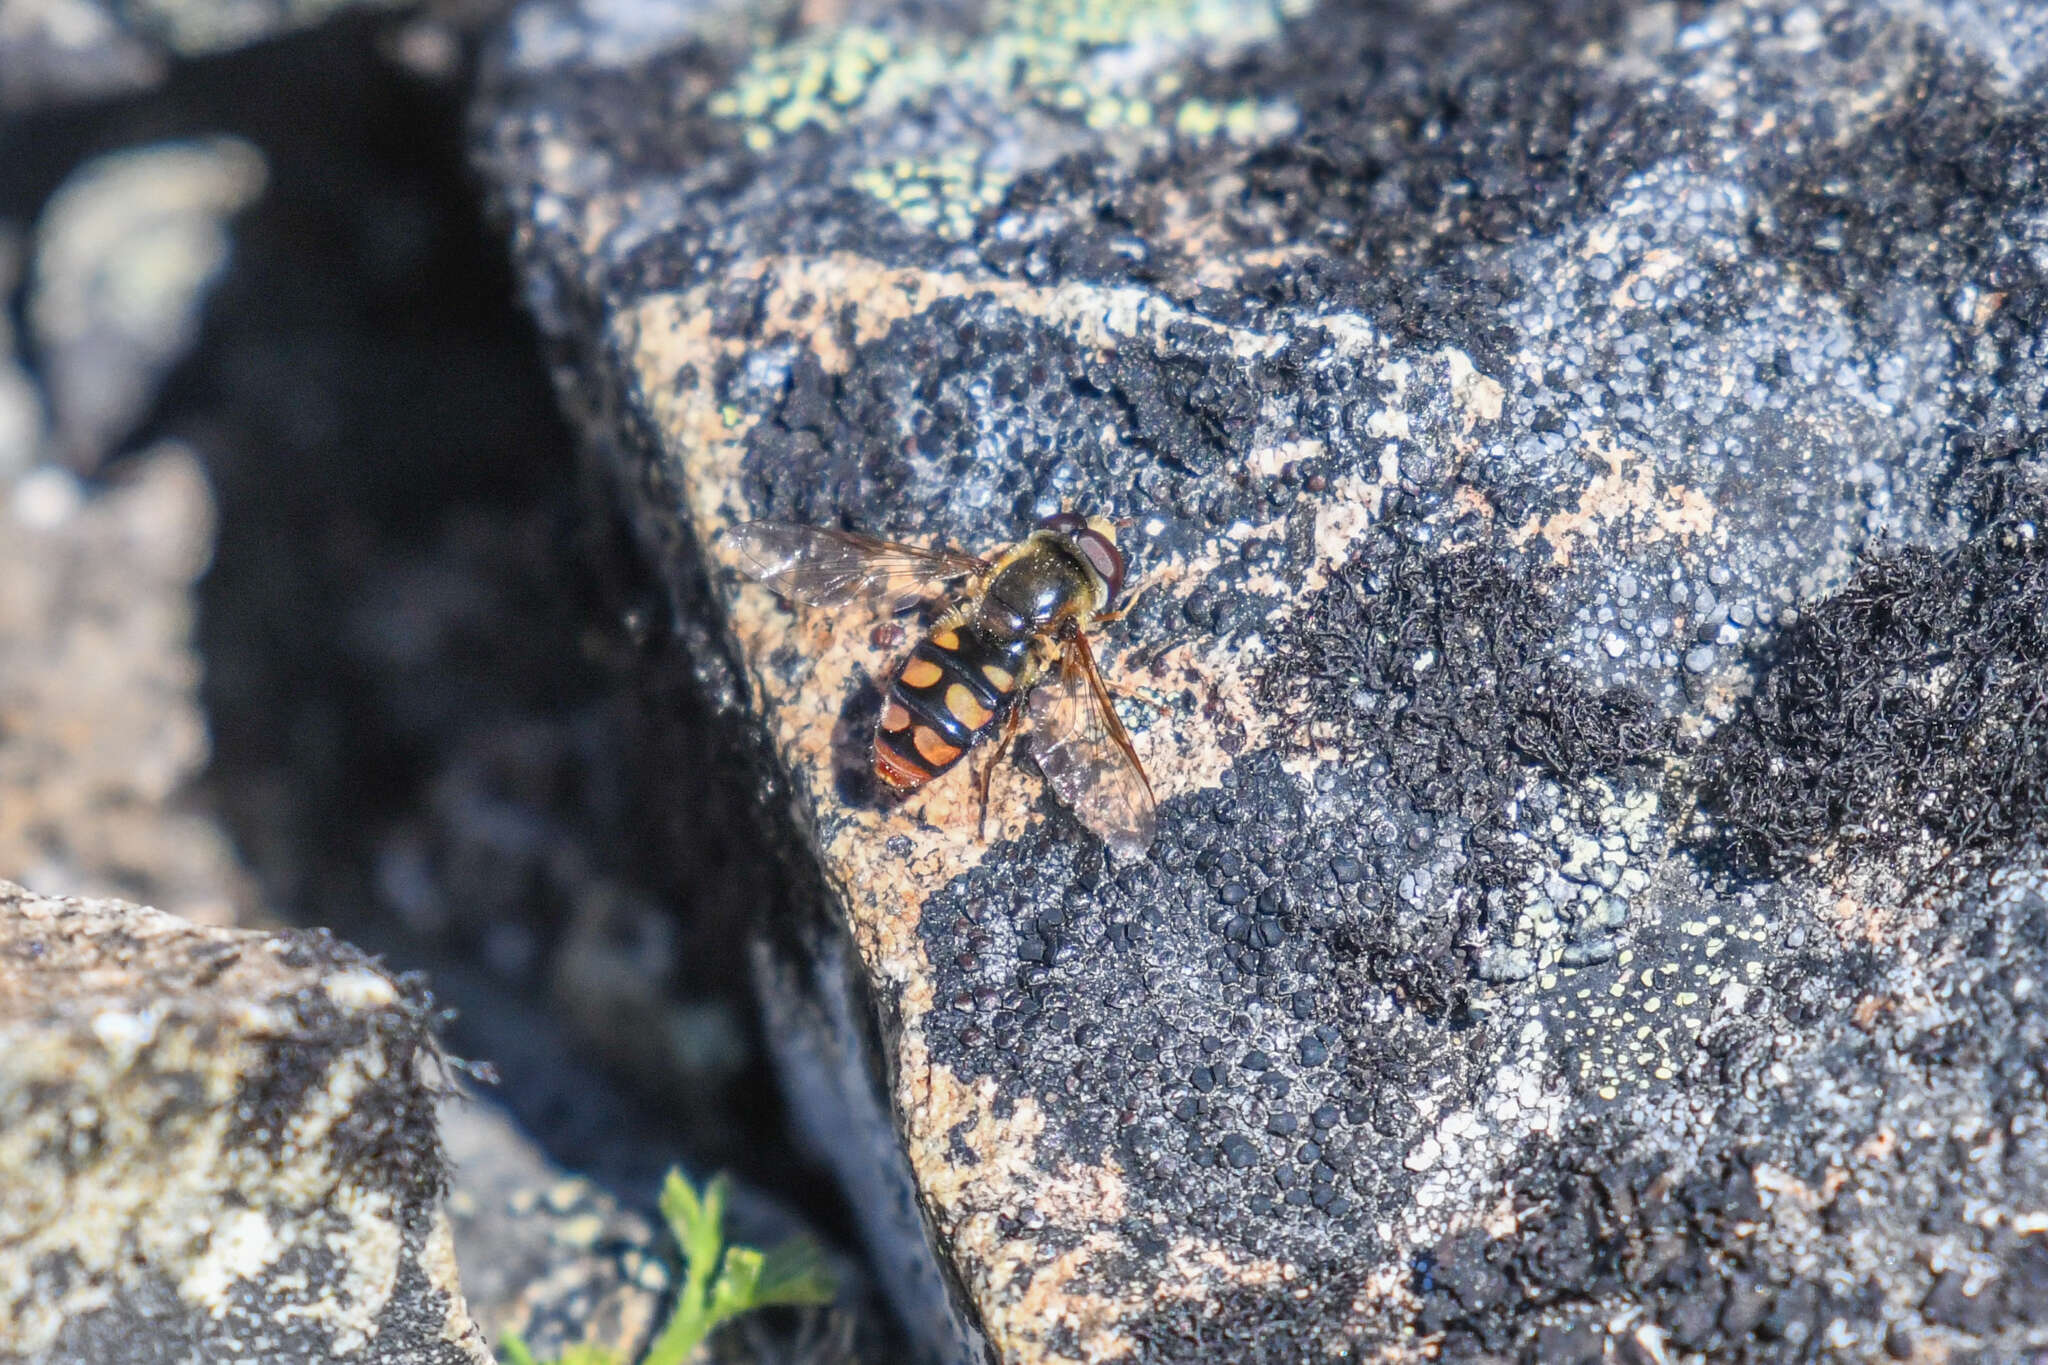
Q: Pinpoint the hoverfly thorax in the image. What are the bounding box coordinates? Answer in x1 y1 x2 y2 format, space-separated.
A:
1034 511 1126 611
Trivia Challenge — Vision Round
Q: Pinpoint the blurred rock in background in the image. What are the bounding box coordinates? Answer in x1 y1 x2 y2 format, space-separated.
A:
0 0 492 112
0 880 491 1362
0 443 248 924
0 0 165 112
0 224 44 475
31 135 265 472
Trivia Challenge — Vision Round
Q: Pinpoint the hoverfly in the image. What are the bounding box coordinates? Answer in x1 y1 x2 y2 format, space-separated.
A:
724 512 1157 857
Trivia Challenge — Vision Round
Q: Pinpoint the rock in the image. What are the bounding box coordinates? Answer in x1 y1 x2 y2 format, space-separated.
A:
472 0 2048 1360
115 0 410 57
0 225 47 478
0 879 490 1362
0 0 449 111
441 1096 667 1360
0 443 252 924
0 359 38 479
30 137 267 473
0 0 165 111
754 930 989 1364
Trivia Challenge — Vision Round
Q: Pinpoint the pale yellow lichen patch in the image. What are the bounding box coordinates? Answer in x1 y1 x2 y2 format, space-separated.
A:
700 0 1304 238
1510 432 1721 565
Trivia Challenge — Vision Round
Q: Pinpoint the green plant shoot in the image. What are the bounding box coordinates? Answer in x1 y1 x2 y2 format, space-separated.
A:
498 1168 835 1365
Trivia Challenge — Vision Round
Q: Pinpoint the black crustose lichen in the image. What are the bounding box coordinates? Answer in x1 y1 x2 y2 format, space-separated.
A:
1690 481 2048 881
1260 533 1666 901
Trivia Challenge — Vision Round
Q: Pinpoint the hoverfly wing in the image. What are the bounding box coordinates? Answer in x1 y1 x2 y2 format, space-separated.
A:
724 521 986 614
1026 631 1158 858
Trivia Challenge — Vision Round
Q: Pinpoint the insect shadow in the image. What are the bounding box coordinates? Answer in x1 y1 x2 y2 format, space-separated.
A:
831 675 890 809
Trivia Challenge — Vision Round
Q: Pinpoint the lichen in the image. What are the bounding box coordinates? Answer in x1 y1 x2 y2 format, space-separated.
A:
1690 480 2048 882
706 0 1304 234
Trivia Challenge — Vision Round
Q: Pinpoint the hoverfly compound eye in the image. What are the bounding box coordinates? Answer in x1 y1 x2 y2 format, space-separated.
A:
1074 528 1125 604
1037 511 1087 534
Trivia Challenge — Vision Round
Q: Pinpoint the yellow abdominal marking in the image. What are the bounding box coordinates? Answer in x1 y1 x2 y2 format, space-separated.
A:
880 700 912 732
982 663 1015 691
901 657 944 688
946 684 993 729
913 726 961 765
929 626 960 650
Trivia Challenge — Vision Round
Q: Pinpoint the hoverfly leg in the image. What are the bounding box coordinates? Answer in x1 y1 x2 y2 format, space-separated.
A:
975 702 1030 842
1103 676 1175 716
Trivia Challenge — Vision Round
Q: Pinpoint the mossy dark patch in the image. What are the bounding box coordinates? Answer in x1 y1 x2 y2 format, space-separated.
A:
1689 481 2048 880
1759 35 2048 339
1760 34 2048 532
1263 535 1665 812
734 293 1276 555
47 1244 481 1365
1123 1263 1374 1365
1416 1121 1798 1364
1189 0 1696 368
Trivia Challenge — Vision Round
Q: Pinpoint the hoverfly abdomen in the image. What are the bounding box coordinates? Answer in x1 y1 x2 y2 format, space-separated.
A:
875 622 1030 790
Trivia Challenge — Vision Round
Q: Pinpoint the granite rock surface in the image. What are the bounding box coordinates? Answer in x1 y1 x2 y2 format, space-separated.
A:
0 879 490 1363
474 0 2048 1359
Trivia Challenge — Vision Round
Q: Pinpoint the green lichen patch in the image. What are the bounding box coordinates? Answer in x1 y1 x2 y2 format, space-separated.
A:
704 0 1303 233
